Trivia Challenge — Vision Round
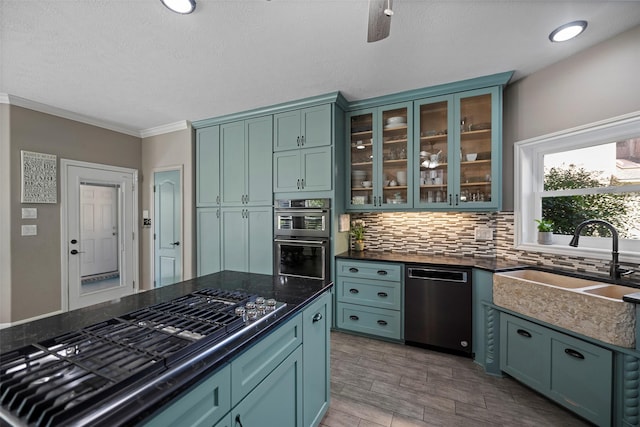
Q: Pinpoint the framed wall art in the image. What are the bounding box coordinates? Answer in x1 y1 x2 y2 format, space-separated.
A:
21 150 57 203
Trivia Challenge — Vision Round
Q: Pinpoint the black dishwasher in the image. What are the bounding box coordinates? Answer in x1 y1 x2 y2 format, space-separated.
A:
404 265 472 356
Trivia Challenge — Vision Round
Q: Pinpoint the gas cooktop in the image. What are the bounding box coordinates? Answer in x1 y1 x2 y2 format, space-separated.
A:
0 289 286 427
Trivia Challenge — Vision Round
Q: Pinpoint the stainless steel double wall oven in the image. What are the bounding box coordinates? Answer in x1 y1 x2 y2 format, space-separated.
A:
274 199 331 282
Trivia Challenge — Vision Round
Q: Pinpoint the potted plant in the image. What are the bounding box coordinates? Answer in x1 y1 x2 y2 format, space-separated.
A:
535 219 554 245
351 219 366 251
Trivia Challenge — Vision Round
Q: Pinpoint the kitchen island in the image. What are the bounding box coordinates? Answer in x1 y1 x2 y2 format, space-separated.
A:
0 271 332 427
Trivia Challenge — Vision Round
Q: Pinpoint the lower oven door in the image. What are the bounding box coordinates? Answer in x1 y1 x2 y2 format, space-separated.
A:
274 237 328 281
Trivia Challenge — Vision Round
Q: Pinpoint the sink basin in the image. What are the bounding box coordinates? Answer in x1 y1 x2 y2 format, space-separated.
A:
497 269 606 289
583 284 640 300
493 269 636 348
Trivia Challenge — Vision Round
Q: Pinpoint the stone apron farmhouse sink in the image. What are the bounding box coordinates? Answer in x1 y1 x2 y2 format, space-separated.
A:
493 269 637 348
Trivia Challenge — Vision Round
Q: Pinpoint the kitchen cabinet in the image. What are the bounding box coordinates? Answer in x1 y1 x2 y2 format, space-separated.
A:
414 87 502 210
143 365 231 427
273 145 332 193
335 260 403 340
347 102 413 210
196 207 220 276
500 312 613 426
302 291 331 427
274 104 332 151
220 206 273 275
196 125 220 207
220 116 273 206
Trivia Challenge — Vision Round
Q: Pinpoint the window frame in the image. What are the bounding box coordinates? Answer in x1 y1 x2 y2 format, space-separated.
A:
514 111 640 264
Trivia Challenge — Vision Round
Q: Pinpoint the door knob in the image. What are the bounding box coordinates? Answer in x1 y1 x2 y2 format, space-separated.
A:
70 249 85 255
170 241 180 246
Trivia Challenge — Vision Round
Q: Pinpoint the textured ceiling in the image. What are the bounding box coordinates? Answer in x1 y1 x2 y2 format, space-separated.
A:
1 0 640 135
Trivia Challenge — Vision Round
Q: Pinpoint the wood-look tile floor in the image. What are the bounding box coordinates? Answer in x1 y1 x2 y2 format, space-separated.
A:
320 331 591 427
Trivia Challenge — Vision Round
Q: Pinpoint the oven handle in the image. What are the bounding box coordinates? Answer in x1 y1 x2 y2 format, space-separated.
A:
275 209 329 214
274 238 328 245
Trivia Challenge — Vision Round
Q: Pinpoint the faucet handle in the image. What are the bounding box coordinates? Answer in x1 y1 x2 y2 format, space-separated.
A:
619 268 635 278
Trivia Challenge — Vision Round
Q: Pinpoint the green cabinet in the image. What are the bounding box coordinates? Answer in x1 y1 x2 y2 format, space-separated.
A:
143 365 231 427
196 208 220 276
220 206 273 275
273 145 332 193
414 87 502 210
302 292 331 427
220 116 273 206
196 126 221 207
347 102 413 210
274 104 332 151
500 312 613 426
335 259 403 340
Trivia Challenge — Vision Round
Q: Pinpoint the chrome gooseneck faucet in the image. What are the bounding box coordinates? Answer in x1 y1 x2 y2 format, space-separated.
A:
569 219 625 279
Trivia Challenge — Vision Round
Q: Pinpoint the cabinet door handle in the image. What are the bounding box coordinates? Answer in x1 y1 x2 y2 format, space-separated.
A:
301 135 305 146
349 315 359 321
455 194 459 206
312 313 323 323
564 348 585 360
349 288 359 294
377 270 388 276
297 179 300 189
296 136 300 147
216 209 220 218
235 414 244 427
516 329 532 338
377 320 388 326
216 195 220 204
349 267 359 273
377 292 388 298
301 178 305 189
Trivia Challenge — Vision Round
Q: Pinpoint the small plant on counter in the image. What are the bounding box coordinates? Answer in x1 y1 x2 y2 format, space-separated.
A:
351 219 366 251
535 219 554 232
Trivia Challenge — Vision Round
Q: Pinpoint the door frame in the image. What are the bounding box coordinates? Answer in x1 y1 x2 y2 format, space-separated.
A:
150 165 184 287
60 159 139 312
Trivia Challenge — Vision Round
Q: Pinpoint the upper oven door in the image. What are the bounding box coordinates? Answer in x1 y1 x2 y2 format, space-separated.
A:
274 209 329 237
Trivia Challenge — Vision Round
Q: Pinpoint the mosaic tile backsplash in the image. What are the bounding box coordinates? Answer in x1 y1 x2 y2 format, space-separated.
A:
350 211 615 276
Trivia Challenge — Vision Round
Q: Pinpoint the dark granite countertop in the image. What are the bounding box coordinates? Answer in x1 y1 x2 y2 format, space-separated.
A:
0 271 332 426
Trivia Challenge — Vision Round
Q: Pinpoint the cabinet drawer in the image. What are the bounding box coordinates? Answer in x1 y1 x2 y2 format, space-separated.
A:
336 302 401 340
548 332 612 426
144 365 231 427
500 313 549 391
337 277 401 310
231 315 302 406
337 260 402 282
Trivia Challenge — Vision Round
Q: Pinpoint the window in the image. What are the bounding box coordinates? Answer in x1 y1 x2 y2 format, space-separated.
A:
515 112 640 263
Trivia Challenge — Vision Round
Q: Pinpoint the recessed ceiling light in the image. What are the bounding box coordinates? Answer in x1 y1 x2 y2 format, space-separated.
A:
549 20 587 42
161 0 196 14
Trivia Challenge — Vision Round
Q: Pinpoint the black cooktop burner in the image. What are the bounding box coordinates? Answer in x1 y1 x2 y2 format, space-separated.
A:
0 289 285 427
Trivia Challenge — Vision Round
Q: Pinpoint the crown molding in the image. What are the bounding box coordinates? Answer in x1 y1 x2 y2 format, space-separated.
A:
139 120 190 138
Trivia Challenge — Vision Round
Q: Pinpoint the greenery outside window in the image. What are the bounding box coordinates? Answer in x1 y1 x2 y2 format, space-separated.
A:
515 112 640 263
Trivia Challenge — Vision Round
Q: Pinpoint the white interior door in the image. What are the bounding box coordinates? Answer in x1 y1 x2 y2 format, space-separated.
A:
154 169 182 287
63 160 138 311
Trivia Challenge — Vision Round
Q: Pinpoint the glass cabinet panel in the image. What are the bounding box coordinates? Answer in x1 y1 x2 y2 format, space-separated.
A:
416 98 451 207
380 106 410 207
458 92 494 205
349 111 375 208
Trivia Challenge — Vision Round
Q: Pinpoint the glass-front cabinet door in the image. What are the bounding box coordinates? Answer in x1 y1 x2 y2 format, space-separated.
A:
347 103 412 210
454 87 500 210
414 95 454 208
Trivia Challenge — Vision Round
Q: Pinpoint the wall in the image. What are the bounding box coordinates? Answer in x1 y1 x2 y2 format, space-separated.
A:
140 127 194 290
6 106 141 322
502 25 640 211
0 104 11 323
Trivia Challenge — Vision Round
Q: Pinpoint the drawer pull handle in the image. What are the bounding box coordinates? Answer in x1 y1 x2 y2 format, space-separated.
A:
349 315 359 321
377 270 388 276
312 313 323 323
349 267 359 273
377 292 388 298
516 329 532 338
564 348 585 360
349 288 359 294
235 414 244 427
377 320 388 326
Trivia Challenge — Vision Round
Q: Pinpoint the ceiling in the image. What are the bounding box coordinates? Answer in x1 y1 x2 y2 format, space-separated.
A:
2 0 640 136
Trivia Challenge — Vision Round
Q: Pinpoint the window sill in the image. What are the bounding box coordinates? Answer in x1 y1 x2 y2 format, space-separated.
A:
514 241 640 265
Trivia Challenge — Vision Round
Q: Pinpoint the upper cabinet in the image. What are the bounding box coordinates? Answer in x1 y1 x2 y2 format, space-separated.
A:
347 102 413 210
345 72 511 212
414 86 501 211
196 125 221 207
274 104 332 151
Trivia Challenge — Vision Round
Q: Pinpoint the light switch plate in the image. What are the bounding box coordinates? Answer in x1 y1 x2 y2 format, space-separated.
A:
475 226 493 241
21 224 37 236
22 208 37 219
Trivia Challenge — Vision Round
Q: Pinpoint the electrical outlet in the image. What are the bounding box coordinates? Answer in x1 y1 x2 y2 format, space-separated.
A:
475 227 493 241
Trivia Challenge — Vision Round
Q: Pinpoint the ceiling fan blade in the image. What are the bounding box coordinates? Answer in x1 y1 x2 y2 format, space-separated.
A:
367 0 392 43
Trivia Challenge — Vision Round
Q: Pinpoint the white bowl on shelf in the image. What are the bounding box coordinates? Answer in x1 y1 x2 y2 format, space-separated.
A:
386 116 405 124
466 153 478 161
